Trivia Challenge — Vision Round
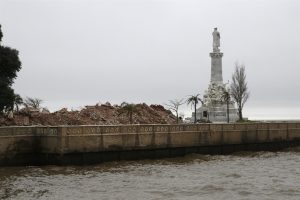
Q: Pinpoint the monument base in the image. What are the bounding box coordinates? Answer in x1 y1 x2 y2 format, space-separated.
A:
194 101 238 123
191 82 239 123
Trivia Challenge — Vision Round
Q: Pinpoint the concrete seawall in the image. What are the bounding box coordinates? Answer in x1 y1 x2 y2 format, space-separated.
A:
1 123 300 166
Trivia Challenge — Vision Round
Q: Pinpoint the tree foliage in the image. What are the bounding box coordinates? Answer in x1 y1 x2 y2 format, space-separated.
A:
221 87 231 123
0 86 15 113
187 94 203 124
0 47 21 86
0 25 22 114
118 102 138 124
165 99 185 124
13 94 23 112
230 63 250 121
0 25 3 43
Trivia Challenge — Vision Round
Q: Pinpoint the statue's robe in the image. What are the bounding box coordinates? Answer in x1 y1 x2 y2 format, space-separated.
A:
212 31 220 49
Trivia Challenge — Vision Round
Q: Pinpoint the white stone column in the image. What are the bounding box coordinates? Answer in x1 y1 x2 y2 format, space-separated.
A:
210 52 223 84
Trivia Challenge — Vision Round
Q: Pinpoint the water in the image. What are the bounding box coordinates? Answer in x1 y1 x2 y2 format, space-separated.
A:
1 149 300 200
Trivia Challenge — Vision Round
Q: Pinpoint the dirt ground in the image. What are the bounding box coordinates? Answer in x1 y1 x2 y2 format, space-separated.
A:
0 103 177 126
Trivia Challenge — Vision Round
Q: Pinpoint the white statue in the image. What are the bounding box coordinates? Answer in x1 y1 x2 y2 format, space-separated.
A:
212 27 220 52
202 82 227 106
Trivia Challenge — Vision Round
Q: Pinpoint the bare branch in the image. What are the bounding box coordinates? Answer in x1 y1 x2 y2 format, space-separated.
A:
165 98 185 124
23 97 43 109
230 63 250 120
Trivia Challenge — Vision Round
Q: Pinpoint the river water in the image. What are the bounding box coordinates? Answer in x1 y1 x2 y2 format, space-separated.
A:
1 149 300 200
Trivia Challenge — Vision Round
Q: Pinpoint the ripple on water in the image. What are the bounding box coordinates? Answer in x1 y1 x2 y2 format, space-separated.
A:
0 151 299 200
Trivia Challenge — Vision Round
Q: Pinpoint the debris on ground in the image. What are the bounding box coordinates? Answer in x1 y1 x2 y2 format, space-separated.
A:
0 103 177 126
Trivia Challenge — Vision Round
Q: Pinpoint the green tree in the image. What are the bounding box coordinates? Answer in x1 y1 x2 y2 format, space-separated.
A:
0 25 2 43
187 94 203 124
13 94 23 112
230 63 250 121
118 102 138 124
221 87 231 123
0 86 15 113
0 25 22 114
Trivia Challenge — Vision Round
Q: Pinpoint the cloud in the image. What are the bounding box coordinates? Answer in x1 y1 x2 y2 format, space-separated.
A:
1 0 299 119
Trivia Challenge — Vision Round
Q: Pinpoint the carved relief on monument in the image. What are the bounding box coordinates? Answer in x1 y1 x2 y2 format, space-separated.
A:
203 82 227 106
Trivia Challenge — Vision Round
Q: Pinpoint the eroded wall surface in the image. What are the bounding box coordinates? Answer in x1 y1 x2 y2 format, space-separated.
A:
1 123 300 165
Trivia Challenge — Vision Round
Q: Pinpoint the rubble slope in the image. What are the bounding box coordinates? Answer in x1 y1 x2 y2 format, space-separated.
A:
0 103 177 126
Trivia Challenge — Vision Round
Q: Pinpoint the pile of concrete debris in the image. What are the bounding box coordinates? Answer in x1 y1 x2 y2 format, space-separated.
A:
0 103 177 126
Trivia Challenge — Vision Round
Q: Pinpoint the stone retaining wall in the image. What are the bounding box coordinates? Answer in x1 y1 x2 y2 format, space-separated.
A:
1 123 300 166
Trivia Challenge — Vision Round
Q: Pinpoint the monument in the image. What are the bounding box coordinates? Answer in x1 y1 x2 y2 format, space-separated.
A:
192 28 238 123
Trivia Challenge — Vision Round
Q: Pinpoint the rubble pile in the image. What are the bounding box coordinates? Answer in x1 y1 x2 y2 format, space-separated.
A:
0 103 177 126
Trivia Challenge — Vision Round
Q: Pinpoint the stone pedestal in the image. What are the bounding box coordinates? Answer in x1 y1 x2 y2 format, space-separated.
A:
210 52 223 84
195 99 238 123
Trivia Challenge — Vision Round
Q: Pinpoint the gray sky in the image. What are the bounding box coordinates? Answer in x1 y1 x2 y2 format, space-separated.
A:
1 0 300 119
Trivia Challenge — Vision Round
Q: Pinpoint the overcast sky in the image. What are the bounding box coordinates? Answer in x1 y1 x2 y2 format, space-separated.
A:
1 0 300 119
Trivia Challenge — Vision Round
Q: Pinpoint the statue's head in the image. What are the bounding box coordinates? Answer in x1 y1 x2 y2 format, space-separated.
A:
214 27 217 31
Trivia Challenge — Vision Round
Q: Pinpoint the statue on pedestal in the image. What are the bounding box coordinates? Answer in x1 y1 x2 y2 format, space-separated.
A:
191 27 238 123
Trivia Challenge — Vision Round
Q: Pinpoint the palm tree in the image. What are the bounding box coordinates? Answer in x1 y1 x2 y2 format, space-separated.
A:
187 94 203 124
221 88 231 123
118 102 138 124
13 94 23 112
